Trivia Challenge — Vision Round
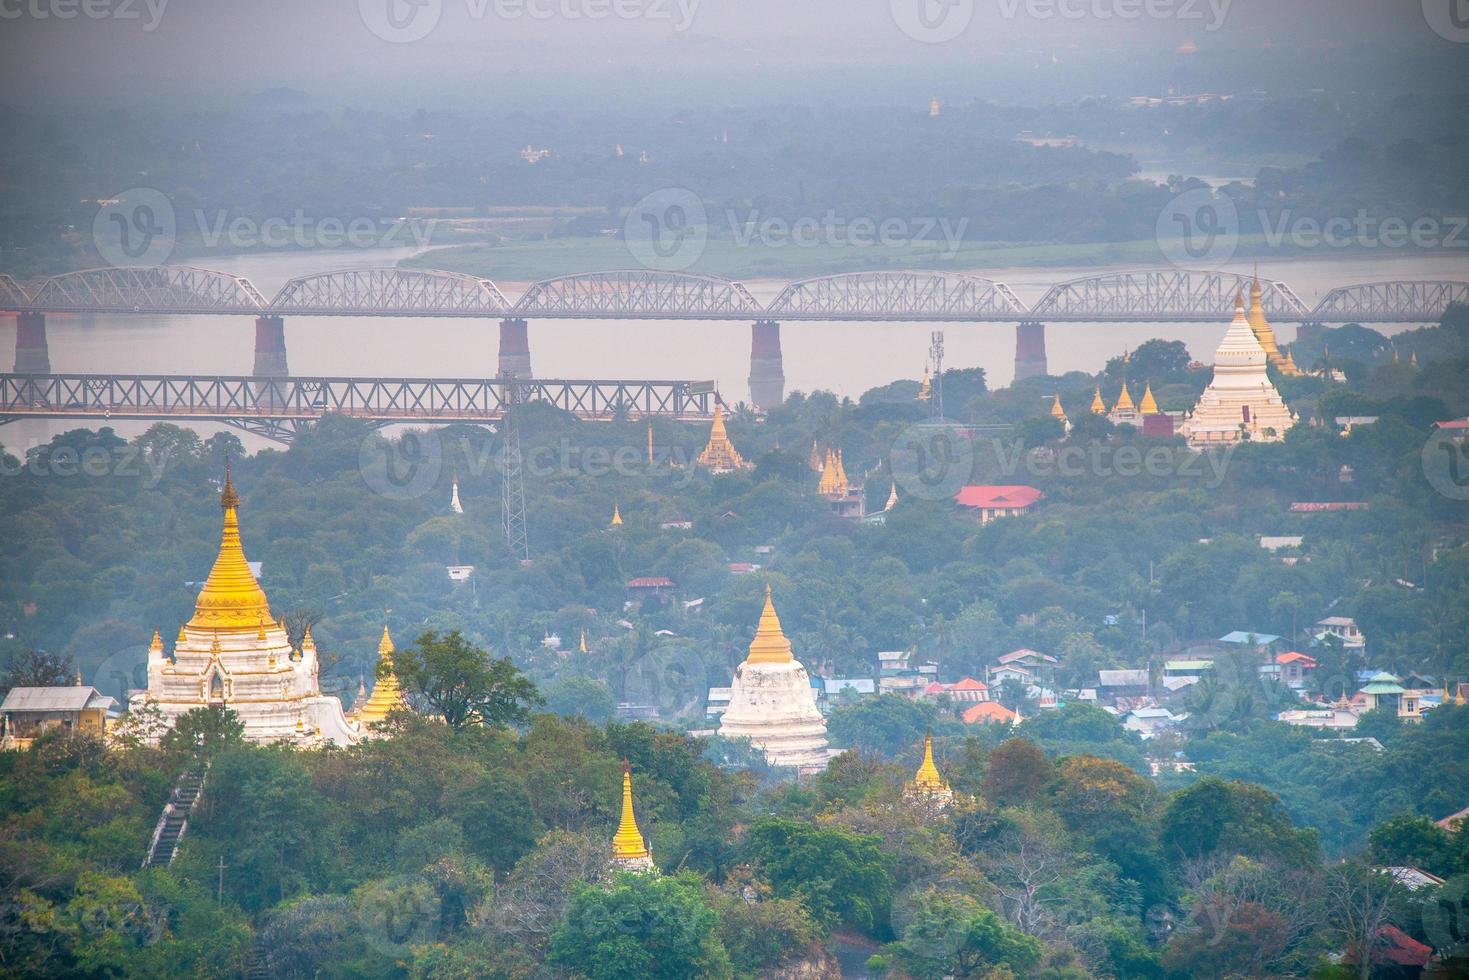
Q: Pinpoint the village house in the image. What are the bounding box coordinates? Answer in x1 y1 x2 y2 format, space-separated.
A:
1315 616 1365 650
953 485 1043 524
1 686 118 750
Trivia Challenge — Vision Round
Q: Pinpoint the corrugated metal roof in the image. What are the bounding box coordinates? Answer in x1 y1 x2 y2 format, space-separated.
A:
1 686 110 712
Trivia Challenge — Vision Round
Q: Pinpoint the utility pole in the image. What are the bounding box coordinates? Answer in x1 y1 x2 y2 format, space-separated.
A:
500 377 530 563
216 854 226 905
929 330 945 421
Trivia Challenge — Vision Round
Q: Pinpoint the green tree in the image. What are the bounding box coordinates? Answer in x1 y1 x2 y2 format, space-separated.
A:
159 705 244 759
392 630 542 731
548 871 731 980
744 818 896 934
1160 777 1318 868
889 887 1042 979
982 737 1053 806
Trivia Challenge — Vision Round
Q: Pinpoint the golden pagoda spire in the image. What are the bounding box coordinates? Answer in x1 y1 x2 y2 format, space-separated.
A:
149 628 163 655
355 624 408 728
611 502 623 526
1410 349 1418 367
189 463 272 631
745 583 794 665
808 437 823 472
912 730 949 793
611 761 652 865
1112 383 1135 414
695 401 748 472
884 480 899 511
1090 385 1105 414
579 629 588 654
1138 382 1159 416
1050 394 1067 422
834 449 849 488
917 365 932 402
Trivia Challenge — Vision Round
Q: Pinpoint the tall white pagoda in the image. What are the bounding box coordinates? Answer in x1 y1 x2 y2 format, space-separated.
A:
1179 295 1295 449
718 584 829 772
132 466 360 746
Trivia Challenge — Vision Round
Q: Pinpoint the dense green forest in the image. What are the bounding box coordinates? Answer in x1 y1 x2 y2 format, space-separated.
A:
2 310 1468 976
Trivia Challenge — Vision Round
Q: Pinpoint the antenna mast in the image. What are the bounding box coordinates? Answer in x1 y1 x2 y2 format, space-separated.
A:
929 330 945 421
500 379 530 563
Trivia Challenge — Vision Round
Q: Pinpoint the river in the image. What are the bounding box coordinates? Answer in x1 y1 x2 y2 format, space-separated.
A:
3 248 1466 453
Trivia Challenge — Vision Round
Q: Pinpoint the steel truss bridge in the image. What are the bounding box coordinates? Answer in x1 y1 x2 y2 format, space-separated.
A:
0 373 719 443
3 266 1466 323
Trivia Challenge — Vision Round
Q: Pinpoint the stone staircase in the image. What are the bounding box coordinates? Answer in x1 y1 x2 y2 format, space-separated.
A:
142 766 207 869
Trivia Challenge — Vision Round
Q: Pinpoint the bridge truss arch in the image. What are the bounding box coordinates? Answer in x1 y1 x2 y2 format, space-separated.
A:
0 275 31 312
765 270 1027 321
25 266 268 315
511 270 763 319
269 267 511 317
1307 280 1469 323
1029 269 1311 322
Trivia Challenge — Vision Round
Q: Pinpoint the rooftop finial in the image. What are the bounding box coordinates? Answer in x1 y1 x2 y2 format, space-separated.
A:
220 458 239 510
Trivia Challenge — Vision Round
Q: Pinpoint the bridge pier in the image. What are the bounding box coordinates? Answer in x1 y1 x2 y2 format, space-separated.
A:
498 318 532 379
14 312 50 373
1014 321 1047 380
253 316 288 377
748 319 785 411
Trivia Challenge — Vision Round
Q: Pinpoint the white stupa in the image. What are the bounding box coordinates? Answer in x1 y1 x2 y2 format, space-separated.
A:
131 467 359 746
718 584 829 772
1179 294 1295 449
450 477 464 514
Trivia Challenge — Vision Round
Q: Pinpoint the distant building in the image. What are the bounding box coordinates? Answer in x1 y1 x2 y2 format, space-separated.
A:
1179 295 1295 448
1 686 117 750
1274 651 1317 688
1315 616 1365 650
1098 669 1150 698
954 485 1043 524
962 701 1017 725
626 576 676 598
1124 707 1182 738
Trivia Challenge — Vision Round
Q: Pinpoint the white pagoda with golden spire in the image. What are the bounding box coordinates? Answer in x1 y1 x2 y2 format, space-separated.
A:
718 584 829 771
133 466 359 745
904 730 954 809
351 625 409 734
695 402 749 473
1180 295 1296 449
610 761 656 872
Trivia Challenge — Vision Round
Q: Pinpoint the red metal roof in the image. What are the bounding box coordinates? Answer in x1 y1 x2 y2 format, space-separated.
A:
1276 651 1318 666
948 677 989 691
962 702 1016 724
954 485 1043 510
1435 418 1469 430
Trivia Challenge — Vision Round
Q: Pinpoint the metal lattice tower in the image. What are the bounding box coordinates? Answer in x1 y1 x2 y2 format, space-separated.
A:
928 330 945 421
499 379 529 563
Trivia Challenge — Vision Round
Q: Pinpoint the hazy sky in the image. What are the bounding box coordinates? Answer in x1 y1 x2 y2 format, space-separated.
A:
0 0 1462 107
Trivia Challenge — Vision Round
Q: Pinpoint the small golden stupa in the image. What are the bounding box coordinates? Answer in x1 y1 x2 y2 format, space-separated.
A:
695 402 748 473
610 761 655 872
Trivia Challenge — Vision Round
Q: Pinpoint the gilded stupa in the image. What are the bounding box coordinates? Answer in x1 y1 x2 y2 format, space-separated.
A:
352 625 409 733
611 502 623 526
817 447 850 498
1179 294 1296 449
133 465 359 745
917 366 932 402
1247 276 1302 377
1090 385 1106 414
1050 394 1067 423
1107 381 1139 424
695 402 749 473
610 761 655 872
1138 382 1160 416
717 584 830 771
904 730 954 809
